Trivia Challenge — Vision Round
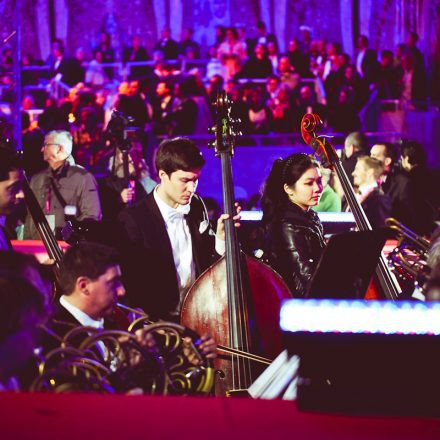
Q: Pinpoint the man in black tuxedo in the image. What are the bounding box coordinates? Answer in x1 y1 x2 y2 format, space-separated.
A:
370 142 416 228
352 155 391 229
0 148 22 250
117 137 236 322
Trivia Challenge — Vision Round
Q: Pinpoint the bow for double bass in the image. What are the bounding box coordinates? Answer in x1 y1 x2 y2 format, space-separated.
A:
300 113 401 300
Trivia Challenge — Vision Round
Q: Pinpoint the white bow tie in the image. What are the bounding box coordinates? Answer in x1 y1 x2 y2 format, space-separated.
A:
166 203 190 223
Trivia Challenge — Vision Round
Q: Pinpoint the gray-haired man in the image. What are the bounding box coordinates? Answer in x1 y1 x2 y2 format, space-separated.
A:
24 130 101 239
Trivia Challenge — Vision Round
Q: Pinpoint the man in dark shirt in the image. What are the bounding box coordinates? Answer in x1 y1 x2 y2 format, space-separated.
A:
23 130 101 240
370 142 416 229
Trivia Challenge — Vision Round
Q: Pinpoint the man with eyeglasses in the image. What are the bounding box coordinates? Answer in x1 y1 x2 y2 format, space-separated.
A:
23 130 101 240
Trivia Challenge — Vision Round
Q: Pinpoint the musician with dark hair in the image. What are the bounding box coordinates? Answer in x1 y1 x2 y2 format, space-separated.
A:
261 153 325 296
45 242 126 346
117 137 237 322
0 147 23 250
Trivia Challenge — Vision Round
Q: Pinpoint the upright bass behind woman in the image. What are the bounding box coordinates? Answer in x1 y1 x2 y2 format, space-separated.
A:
261 153 326 296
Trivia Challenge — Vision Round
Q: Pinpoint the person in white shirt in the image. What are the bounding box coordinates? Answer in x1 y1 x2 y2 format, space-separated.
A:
118 137 239 322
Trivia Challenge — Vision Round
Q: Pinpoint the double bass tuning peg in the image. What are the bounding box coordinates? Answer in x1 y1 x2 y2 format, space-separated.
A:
208 126 217 134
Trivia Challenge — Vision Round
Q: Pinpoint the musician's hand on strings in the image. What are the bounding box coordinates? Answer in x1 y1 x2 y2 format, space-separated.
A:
216 202 241 241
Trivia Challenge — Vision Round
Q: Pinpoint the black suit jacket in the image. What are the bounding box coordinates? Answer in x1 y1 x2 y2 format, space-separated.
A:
42 302 119 353
362 188 391 230
117 192 217 320
381 169 416 228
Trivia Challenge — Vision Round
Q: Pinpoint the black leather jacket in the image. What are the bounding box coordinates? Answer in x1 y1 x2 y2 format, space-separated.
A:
265 202 326 297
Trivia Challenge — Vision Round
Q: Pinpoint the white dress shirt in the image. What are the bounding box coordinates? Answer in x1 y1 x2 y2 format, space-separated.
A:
59 295 104 329
153 188 225 312
154 188 196 307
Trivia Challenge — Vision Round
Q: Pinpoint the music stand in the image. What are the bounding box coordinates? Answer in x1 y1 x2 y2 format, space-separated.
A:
306 230 387 299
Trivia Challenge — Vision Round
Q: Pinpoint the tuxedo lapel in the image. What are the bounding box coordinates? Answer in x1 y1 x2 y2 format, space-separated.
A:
143 193 176 271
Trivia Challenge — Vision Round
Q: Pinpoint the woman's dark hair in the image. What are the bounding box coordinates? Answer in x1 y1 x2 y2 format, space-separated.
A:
261 153 318 226
155 137 205 175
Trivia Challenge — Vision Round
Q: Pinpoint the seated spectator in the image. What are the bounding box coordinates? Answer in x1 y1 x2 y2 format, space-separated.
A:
327 86 361 134
277 56 300 91
247 87 272 134
95 32 115 79
217 27 247 80
123 35 151 80
229 84 251 134
85 49 109 88
285 38 311 77
247 21 278 57
266 74 281 100
71 106 104 170
267 41 279 72
154 27 180 60
322 41 342 80
205 46 225 80
206 74 224 107
294 84 327 130
239 43 273 79
340 64 369 111
351 156 391 228
268 84 295 132
179 27 200 59
166 80 198 135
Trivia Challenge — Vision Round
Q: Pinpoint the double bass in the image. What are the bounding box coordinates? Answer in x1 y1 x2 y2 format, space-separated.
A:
300 113 402 300
181 93 292 396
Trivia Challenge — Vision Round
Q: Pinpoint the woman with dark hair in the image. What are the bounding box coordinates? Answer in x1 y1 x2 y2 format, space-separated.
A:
261 153 325 296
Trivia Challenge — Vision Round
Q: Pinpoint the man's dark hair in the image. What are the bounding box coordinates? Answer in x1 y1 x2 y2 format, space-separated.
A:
400 140 427 167
0 147 20 182
60 242 120 295
155 137 205 175
345 131 368 153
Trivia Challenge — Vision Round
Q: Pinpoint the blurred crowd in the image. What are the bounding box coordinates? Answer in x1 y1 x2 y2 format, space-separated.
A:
0 21 433 158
